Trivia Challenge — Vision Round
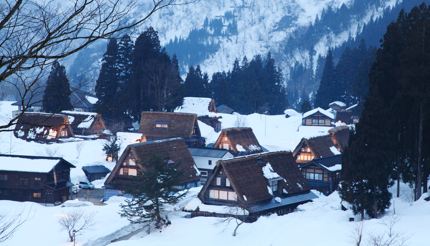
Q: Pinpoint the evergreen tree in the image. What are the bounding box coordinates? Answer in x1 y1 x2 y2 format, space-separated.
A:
182 65 209 97
300 97 312 113
120 155 187 229
116 35 134 115
315 50 337 108
95 38 121 119
210 71 230 105
42 61 73 113
129 27 182 119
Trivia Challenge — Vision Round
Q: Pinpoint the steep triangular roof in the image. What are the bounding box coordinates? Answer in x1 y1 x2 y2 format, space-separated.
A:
199 151 309 207
213 127 263 154
139 112 200 139
105 138 199 187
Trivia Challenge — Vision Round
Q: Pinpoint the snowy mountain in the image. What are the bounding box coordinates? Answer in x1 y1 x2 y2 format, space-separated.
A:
67 0 424 99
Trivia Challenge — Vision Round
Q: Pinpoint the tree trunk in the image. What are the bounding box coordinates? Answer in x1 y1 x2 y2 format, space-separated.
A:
397 177 400 198
415 102 424 201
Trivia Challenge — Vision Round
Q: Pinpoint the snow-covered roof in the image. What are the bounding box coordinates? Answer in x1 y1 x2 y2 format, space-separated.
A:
346 103 358 111
262 162 281 180
329 101 346 107
330 146 341 155
0 155 70 173
188 148 231 158
85 95 98 104
284 109 299 116
323 164 342 172
61 111 97 129
175 97 214 116
302 107 335 119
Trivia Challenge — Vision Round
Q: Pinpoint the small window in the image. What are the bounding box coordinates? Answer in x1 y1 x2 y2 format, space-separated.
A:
216 177 221 186
155 121 169 128
209 189 219 199
200 171 208 177
128 159 136 166
34 177 42 182
208 160 212 165
0 174 7 181
128 169 138 176
226 178 231 187
219 190 228 200
228 191 237 201
312 119 318 125
32 192 42 199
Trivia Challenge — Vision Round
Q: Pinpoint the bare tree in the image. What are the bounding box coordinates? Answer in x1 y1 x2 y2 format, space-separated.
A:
368 217 408 246
351 221 364 246
0 214 26 243
0 0 193 131
58 210 94 243
222 207 248 237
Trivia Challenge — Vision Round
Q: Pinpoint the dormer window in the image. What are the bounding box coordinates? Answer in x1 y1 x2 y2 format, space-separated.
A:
262 162 283 194
268 177 283 193
155 121 169 129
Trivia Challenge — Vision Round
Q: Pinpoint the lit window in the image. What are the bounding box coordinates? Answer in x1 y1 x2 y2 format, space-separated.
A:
128 159 136 166
128 169 138 176
48 129 57 138
155 123 168 128
226 179 231 187
209 189 218 199
32 192 42 198
216 177 222 186
219 191 228 200
228 191 237 201
34 177 42 182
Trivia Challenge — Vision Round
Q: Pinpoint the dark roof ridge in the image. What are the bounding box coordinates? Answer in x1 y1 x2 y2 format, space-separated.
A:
128 137 184 148
141 111 197 117
221 151 291 165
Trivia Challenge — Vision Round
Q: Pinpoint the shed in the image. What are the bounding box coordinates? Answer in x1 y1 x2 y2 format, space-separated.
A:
82 165 111 182
62 110 107 136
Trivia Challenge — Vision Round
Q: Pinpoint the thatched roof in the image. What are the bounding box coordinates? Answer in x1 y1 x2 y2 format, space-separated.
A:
139 112 200 140
105 138 199 188
214 127 263 155
199 151 310 207
293 126 350 159
14 112 72 141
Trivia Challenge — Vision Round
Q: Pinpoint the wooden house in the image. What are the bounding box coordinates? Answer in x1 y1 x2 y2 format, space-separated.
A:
82 165 111 182
198 115 222 132
176 97 217 115
188 147 234 184
0 154 75 203
216 104 235 114
61 111 107 136
328 101 347 112
139 112 205 147
14 112 73 142
12 87 97 115
345 103 361 124
293 126 350 165
213 127 263 156
104 138 200 191
300 155 342 194
302 107 335 126
197 151 317 218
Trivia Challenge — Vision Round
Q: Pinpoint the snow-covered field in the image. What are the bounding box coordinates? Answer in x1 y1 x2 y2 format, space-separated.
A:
0 100 429 246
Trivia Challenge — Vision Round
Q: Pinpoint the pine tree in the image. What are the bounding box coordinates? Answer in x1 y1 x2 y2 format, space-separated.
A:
116 35 134 115
315 50 336 108
300 97 312 113
95 38 120 119
42 61 73 113
182 65 209 97
120 155 187 229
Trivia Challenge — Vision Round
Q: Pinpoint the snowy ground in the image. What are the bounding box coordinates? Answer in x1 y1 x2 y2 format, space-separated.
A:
1 100 429 245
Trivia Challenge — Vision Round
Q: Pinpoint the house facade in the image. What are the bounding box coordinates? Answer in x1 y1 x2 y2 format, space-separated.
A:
300 155 342 194
302 107 335 126
104 138 200 191
188 147 234 184
0 155 75 203
197 152 317 218
139 112 205 147
213 127 264 156
14 112 74 142
62 111 107 136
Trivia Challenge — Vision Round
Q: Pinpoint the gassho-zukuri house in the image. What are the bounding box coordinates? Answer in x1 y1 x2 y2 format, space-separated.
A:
188 151 317 219
104 138 200 192
139 111 205 148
